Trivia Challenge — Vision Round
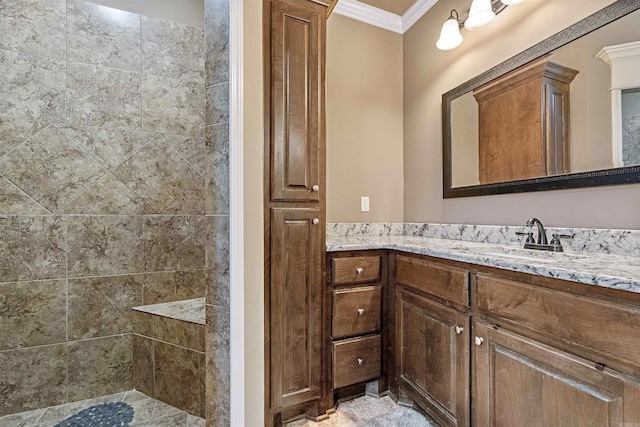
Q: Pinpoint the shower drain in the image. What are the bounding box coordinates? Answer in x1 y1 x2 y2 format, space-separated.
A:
55 402 135 427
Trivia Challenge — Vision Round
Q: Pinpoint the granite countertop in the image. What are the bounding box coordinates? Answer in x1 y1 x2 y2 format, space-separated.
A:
327 235 640 294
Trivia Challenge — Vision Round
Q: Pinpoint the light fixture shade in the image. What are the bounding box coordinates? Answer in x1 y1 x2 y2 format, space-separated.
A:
436 17 463 50
501 0 525 4
464 0 496 30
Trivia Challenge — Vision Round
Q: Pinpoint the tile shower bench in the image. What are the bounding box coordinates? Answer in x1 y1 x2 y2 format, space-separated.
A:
132 298 206 418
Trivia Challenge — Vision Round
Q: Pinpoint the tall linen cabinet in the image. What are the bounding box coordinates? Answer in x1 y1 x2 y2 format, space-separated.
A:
264 0 335 425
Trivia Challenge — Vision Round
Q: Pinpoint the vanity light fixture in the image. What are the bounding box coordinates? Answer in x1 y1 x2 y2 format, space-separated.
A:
436 0 526 50
436 10 464 51
464 0 496 30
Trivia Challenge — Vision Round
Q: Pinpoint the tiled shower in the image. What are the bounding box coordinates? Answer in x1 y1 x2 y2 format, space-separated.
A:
0 0 230 425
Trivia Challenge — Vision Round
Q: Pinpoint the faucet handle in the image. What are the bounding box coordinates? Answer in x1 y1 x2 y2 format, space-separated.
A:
552 233 574 241
550 233 574 252
516 231 535 244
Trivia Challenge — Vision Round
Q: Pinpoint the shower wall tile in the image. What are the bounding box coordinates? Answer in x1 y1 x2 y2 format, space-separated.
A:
0 0 66 59
205 124 229 215
0 343 68 416
142 74 205 136
154 340 204 418
164 177 206 215
132 311 154 337
0 279 66 350
0 118 49 159
141 16 205 81
66 0 141 72
133 335 155 397
113 136 202 213
66 215 144 277
0 3 210 418
204 0 229 86
59 126 153 170
205 395 230 427
205 83 229 126
143 270 207 305
143 215 206 272
205 216 229 306
67 62 141 129
0 215 66 282
154 316 205 352
68 275 144 340
205 304 230 400
0 125 107 212
67 335 133 401
165 133 209 175
0 49 66 122
62 172 147 215
0 176 48 215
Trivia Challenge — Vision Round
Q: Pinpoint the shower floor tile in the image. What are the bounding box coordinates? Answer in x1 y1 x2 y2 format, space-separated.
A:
0 390 205 427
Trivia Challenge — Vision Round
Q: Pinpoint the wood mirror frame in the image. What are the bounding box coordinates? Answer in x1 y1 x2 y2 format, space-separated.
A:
442 0 640 199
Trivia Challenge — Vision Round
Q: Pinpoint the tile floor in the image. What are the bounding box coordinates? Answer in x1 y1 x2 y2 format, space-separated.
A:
0 390 205 427
284 395 436 427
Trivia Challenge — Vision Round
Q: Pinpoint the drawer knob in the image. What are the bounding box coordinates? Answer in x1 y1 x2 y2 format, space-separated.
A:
357 358 364 365
475 336 484 346
356 267 364 274
312 218 320 225
357 308 365 315
312 185 320 192
454 326 464 335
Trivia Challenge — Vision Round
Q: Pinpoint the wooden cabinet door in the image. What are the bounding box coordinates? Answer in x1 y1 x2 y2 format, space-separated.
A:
270 208 322 409
270 0 324 202
473 321 640 427
396 288 470 427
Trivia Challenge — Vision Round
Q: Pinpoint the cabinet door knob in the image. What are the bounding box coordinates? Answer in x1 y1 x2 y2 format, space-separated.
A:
312 218 320 225
475 336 484 346
356 267 364 274
454 326 464 335
357 308 365 315
357 358 364 365
312 185 320 192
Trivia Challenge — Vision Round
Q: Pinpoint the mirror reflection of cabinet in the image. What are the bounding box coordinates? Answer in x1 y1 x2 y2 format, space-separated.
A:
472 57 578 185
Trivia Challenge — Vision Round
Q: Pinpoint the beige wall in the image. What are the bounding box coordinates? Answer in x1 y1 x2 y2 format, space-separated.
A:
326 14 404 222
404 0 640 229
242 0 265 425
89 0 204 27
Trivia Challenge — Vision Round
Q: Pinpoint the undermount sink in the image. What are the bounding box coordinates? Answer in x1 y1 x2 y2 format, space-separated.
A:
476 246 589 264
482 251 559 263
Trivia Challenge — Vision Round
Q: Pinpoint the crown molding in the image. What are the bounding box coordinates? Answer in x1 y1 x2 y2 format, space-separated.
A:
333 0 403 33
402 0 438 32
332 0 439 34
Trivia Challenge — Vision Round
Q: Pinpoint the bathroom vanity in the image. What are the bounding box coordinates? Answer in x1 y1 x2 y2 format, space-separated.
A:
325 233 640 426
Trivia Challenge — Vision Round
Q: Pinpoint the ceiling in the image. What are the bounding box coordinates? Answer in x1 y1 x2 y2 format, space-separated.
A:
357 0 418 16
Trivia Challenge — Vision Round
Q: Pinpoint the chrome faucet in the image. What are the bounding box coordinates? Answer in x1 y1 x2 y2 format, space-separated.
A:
526 217 548 245
516 218 573 252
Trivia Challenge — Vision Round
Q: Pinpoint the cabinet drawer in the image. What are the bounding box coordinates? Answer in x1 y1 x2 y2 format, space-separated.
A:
476 274 640 369
333 286 381 339
332 256 380 284
333 335 381 389
396 255 469 307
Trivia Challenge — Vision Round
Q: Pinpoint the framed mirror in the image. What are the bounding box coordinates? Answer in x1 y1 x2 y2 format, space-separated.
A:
443 1 640 199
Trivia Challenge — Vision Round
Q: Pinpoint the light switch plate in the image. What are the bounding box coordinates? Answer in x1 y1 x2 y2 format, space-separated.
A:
361 196 370 212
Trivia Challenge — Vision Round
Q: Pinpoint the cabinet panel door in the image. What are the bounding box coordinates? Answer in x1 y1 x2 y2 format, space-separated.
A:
270 0 323 202
270 208 322 409
396 288 470 427
473 321 640 427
